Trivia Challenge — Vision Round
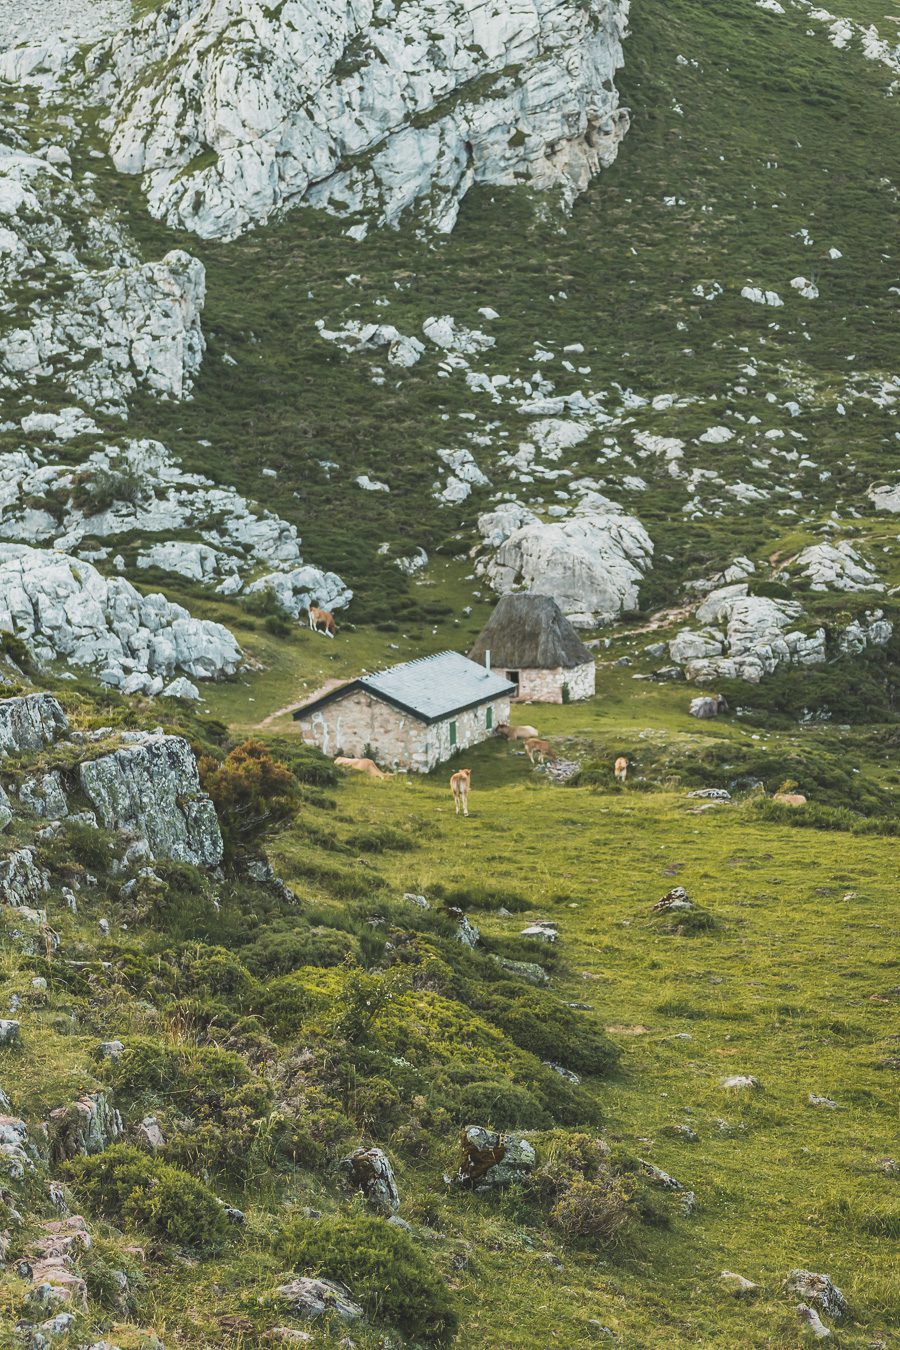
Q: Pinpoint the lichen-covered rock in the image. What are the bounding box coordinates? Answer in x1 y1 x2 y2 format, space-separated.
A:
339 1146 400 1214
0 146 204 412
244 565 352 619
78 733 223 865
670 585 826 684
0 1113 34 1180
276 1276 364 1324
791 541 882 592
478 498 652 621
0 694 69 754
47 1091 123 1162
0 543 241 682
0 848 50 907
453 1125 536 1189
90 0 630 241
17 771 69 820
784 1271 847 1320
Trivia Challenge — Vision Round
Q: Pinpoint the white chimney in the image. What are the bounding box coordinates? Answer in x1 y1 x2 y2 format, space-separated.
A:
484 649 491 673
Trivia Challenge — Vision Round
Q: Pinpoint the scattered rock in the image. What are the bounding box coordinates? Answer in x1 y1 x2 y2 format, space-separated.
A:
543 1061 581 1084
687 788 731 801
784 1272 846 1320
490 956 548 985
808 1094 840 1110
339 1147 400 1215
720 1075 761 1091
276 1277 364 1325
652 887 693 913
0 1019 21 1046
47 1092 123 1162
689 694 728 719
796 1304 833 1340
520 922 558 943
720 1271 759 1297
134 1116 165 1151
452 1126 537 1190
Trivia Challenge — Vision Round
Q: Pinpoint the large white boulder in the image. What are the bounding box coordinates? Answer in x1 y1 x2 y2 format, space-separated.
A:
791 541 882 592
478 497 653 622
0 543 241 682
669 584 826 683
78 733 223 865
245 565 352 618
88 0 630 240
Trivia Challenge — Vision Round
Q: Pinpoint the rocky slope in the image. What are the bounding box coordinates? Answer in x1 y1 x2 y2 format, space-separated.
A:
86 0 631 240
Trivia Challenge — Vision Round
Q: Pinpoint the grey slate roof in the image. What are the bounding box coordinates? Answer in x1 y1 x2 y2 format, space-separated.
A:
293 650 515 725
468 593 594 670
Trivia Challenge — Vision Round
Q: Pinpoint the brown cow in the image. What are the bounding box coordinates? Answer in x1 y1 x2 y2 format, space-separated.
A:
614 756 629 783
450 768 472 816
772 791 807 806
524 737 557 765
308 606 337 638
334 756 388 779
496 722 540 742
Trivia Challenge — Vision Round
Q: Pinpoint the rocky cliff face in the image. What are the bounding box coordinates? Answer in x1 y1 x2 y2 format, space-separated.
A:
78 733 223 866
89 0 631 240
0 143 205 413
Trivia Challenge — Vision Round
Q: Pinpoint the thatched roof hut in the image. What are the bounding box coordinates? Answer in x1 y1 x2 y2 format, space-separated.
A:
468 595 596 702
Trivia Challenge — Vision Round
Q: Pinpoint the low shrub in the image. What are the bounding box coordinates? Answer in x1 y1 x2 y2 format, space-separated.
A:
179 944 259 1006
242 923 357 975
444 1077 551 1130
278 1214 458 1342
66 1145 230 1249
531 1132 633 1245
199 740 300 846
473 983 619 1077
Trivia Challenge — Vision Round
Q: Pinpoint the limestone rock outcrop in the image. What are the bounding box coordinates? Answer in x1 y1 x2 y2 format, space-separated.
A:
89 0 631 240
790 541 882 592
276 1276 364 1324
47 1091 123 1163
477 496 652 622
0 144 204 412
78 733 224 866
0 694 69 754
669 584 826 684
0 543 241 683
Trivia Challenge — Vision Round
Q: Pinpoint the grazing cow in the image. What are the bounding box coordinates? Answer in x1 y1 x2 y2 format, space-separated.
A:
496 723 540 742
450 768 472 816
308 606 337 638
334 756 388 779
524 737 557 765
614 756 629 783
772 791 807 806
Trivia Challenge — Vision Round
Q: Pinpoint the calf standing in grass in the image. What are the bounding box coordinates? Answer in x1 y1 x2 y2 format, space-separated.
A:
614 756 629 783
308 605 337 638
524 737 557 765
450 768 472 816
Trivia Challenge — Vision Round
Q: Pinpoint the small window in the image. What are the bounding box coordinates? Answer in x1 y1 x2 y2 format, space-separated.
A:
449 720 457 747
486 706 493 730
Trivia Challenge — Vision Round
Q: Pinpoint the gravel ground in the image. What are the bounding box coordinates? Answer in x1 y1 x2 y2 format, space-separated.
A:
0 0 130 49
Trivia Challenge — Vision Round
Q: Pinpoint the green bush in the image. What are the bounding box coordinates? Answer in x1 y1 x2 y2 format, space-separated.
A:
66 1145 230 1249
180 944 259 1006
445 1078 551 1130
278 1214 458 1342
474 983 619 1077
531 1132 633 1245
242 924 357 975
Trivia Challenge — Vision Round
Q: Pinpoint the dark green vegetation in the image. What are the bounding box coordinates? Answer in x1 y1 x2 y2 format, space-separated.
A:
1 674 898 1347
1 0 899 1345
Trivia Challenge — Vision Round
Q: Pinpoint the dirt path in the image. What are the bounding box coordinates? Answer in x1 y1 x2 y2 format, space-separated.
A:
254 678 344 729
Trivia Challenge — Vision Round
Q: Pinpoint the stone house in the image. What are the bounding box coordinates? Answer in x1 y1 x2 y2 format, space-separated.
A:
291 650 514 773
468 593 596 703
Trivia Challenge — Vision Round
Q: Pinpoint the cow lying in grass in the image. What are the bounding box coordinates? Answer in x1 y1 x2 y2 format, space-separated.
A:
335 756 388 779
496 722 540 742
450 768 472 816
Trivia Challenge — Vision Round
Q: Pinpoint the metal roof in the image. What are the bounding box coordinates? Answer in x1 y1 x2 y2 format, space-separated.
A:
292 651 515 725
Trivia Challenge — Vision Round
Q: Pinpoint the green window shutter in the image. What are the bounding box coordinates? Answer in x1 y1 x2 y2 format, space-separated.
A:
486 706 493 730
449 720 457 747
